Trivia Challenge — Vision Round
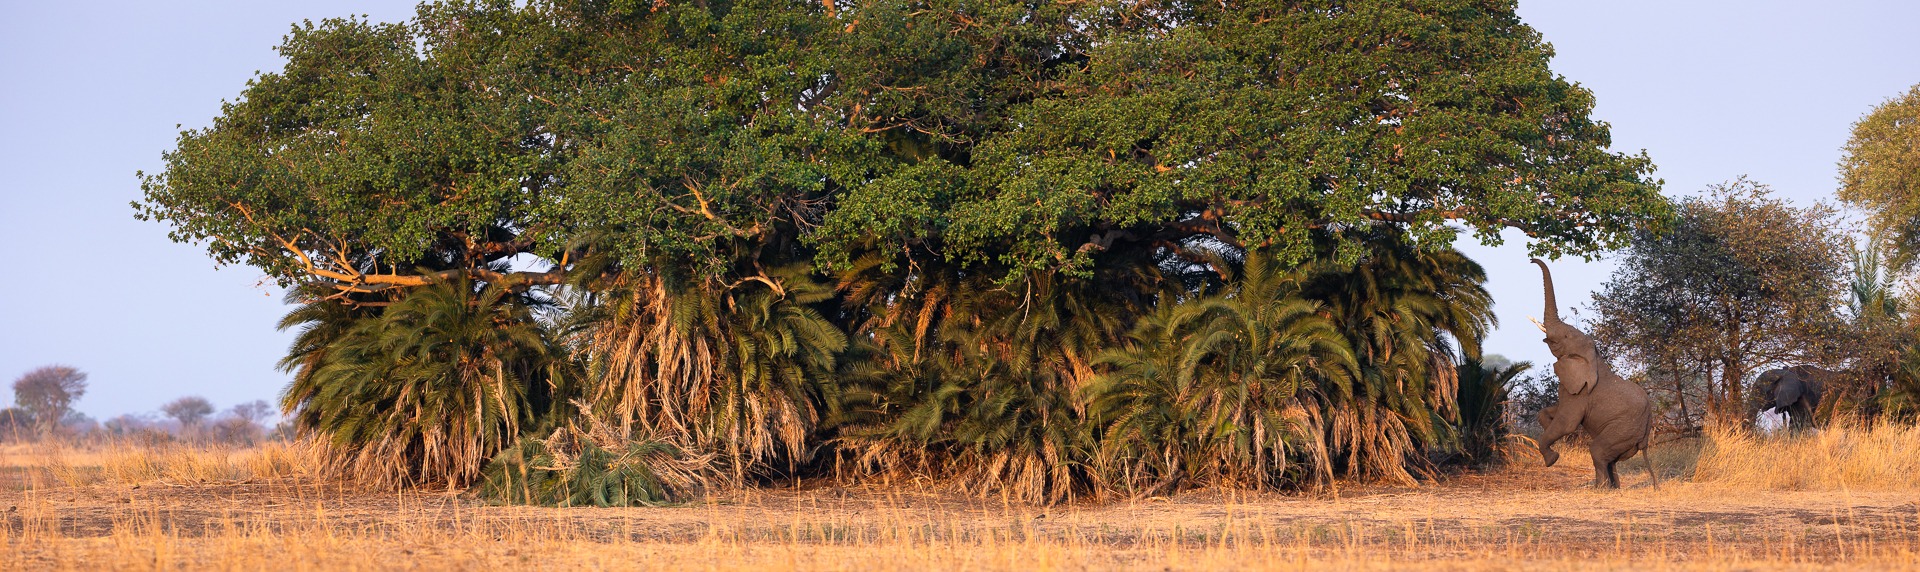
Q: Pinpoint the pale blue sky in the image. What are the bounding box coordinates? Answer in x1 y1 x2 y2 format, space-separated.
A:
2 1 1917 419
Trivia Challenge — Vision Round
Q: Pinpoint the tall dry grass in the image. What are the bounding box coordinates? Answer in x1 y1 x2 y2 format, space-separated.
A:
1 439 326 489
6 431 1920 569
4 490 1918 571
1692 420 1920 490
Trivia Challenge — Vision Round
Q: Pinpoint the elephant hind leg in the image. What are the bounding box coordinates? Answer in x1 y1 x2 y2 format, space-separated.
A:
1591 448 1622 489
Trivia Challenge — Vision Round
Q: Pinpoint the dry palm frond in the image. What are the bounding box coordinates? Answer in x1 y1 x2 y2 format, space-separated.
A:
571 263 844 483
1297 230 1494 485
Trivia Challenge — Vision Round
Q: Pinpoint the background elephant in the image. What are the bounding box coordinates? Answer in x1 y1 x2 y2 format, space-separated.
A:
1531 259 1657 489
1756 365 1831 430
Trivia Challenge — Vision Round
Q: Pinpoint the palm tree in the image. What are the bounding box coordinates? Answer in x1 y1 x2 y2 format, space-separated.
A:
1085 249 1353 494
1452 358 1532 466
569 260 845 482
1842 234 1913 421
1298 231 1495 484
831 248 1161 503
281 279 564 489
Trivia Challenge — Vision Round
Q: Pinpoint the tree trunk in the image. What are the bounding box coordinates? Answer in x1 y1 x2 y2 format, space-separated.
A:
1669 355 1692 432
1700 359 1722 424
1721 359 1748 429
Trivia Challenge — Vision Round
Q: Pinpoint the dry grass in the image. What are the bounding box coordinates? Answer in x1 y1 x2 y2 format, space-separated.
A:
1693 421 1920 491
0 440 326 490
2 428 1918 570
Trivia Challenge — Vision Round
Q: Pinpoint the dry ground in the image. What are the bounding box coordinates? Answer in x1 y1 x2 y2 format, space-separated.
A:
2 438 1918 571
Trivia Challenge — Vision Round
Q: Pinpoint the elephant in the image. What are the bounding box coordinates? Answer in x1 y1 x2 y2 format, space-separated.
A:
1756 365 1831 430
1531 259 1658 489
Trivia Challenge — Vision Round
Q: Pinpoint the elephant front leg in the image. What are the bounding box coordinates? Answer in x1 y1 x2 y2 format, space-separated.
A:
1789 402 1816 431
1537 405 1579 467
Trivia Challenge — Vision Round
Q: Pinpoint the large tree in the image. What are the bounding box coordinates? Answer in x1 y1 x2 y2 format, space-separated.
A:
1839 83 1920 269
136 0 1668 499
1591 179 1848 427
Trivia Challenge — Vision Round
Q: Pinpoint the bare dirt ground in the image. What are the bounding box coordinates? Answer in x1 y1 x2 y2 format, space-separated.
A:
3 444 1919 570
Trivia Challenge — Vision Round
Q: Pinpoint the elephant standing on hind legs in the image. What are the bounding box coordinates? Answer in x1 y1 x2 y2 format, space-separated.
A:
1530 259 1658 489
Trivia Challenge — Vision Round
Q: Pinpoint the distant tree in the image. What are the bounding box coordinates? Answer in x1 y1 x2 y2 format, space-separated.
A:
209 400 276 445
12 365 88 436
1839 83 1920 269
103 414 156 435
229 400 274 425
210 417 261 445
1592 179 1849 427
60 411 98 435
104 413 179 445
161 396 215 428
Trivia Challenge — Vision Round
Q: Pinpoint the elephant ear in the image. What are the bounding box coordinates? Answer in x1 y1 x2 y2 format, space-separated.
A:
1772 374 1805 411
1756 370 1785 406
1546 324 1600 395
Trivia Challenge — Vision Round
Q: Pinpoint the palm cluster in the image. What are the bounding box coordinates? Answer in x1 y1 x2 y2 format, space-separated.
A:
280 279 566 489
278 230 1502 504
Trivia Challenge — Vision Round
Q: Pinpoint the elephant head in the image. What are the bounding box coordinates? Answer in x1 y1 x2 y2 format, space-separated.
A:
1532 259 1599 396
1757 369 1801 414
1758 365 1828 421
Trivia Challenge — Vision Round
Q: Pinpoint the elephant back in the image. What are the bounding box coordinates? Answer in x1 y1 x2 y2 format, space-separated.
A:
1788 365 1832 396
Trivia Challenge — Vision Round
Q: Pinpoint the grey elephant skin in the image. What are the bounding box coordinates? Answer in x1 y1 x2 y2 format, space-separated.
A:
1531 259 1657 489
1757 365 1831 430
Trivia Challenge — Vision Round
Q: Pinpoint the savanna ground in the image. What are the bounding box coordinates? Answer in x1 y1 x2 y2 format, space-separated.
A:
4 427 1920 571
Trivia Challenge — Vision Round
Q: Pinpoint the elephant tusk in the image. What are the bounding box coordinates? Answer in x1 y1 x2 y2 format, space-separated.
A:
1528 316 1545 332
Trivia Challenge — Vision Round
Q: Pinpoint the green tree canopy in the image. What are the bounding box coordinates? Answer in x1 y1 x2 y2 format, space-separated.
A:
1840 83 1920 269
138 0 1665 296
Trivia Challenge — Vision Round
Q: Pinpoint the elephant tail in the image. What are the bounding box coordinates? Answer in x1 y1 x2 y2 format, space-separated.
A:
1641 445 1660 489
1639 408 1659 489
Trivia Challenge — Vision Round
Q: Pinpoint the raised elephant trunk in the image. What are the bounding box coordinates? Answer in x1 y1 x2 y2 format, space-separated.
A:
1531 258 1561 325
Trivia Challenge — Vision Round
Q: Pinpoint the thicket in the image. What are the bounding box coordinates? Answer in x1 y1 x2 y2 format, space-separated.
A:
135 0 1670 503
